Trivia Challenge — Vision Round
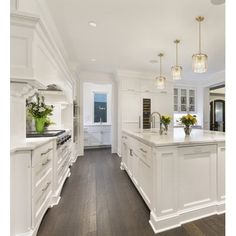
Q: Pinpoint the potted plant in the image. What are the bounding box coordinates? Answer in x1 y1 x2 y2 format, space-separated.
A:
179 114 197 135
161 115 171 135
26 94 54 133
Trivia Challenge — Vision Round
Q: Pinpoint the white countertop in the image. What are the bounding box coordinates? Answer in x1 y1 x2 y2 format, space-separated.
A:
10 137 56 153
123 128 225 147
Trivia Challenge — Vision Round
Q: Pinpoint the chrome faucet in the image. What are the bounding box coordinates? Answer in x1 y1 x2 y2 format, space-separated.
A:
149 111 163 135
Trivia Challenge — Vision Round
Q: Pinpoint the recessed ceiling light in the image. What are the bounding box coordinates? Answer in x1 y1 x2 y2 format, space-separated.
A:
91 58 96 62
88 21 97 27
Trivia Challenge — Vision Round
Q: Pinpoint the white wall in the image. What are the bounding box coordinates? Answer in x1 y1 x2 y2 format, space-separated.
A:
83 83 112 125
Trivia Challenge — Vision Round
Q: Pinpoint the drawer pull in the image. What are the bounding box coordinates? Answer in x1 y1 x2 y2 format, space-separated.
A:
42 182 51 192
42 159 51 166
140 148 147 153
41 148 53 156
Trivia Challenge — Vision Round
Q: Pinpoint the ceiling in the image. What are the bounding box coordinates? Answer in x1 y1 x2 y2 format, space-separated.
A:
46 0 225 80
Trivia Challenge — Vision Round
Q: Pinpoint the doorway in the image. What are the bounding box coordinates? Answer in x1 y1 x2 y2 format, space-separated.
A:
83 82 112 149
209 85 225 132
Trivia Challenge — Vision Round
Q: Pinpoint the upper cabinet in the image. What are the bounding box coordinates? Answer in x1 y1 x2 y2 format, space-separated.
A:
121 78 140 92
174 87 196 113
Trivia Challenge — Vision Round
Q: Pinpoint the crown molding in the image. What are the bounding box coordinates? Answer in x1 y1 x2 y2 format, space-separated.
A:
10 11 40 28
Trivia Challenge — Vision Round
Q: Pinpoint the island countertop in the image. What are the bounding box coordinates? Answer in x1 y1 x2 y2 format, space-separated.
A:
122 127 225 147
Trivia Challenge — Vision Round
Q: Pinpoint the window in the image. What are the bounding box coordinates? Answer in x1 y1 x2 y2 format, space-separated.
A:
94 93 107 123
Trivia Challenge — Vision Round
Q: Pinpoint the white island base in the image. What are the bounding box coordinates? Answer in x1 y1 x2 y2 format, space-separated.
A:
120 128 225 233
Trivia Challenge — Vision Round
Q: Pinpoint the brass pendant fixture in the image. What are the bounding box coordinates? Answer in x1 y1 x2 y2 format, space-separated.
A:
156 53 166 89
192 16 208 73
171 39 182 80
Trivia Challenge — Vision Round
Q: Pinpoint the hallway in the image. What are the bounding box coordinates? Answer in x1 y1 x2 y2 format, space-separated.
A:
37 148 225 236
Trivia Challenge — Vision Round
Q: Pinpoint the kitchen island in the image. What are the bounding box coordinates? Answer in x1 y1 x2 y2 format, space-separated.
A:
120 128 225 233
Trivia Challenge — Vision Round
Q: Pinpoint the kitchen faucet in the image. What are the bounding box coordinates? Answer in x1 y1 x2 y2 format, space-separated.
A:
149 112 163 135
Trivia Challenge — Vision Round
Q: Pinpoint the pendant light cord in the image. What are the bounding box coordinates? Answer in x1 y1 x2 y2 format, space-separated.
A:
159 55 162 76
176 42 178 66
199 20 201 53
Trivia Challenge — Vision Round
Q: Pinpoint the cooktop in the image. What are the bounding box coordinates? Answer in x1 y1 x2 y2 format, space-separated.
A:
26 130 65 138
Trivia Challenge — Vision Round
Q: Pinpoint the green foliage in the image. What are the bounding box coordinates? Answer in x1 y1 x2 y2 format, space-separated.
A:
26 94 54 119
179 114 197 127
161 115 171 125
44 117 55 128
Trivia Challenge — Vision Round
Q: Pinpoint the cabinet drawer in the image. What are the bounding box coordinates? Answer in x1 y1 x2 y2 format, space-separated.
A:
32 151 53 194
57 158 70 186
32 141 53 167
32 170 52 226
178 144 216 156
135 140 152 166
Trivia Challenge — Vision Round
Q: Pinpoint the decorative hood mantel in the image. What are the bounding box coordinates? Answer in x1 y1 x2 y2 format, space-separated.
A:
10 78 45 98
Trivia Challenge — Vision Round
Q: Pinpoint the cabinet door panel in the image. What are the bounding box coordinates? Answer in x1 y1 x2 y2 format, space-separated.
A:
122 92 141 122
217 144 225 201
132 150 139 186
139 158 151 206
179 145 217 209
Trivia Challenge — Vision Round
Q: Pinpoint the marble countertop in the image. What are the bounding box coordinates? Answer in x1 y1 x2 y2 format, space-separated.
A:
122 128 225 147
10 136 56 153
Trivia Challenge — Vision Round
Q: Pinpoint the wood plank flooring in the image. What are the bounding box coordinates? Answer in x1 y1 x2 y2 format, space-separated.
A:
37 148 225 236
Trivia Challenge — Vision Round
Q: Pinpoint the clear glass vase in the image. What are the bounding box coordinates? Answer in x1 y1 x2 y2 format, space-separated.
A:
35 117 46 133
163 124 168 135
184 126 192 135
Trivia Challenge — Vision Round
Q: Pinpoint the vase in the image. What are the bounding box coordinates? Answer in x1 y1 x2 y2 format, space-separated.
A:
184 126 192 135
163 124 168 135
35 117 46 133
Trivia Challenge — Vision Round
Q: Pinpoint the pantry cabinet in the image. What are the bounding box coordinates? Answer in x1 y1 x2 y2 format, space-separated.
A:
174 87 196 113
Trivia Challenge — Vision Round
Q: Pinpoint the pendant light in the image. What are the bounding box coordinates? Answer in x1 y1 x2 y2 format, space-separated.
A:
171 39 182 80
192 16 208 73
156 53 166 89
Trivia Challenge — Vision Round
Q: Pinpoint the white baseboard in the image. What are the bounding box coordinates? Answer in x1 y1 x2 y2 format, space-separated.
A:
149 201 225 234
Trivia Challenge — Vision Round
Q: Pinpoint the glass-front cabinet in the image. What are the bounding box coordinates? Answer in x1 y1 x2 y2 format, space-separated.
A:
174 87 196 113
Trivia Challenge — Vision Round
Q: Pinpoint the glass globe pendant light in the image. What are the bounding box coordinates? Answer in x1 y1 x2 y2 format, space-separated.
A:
171 39 182 80
192 16 208 73
156 53 166 89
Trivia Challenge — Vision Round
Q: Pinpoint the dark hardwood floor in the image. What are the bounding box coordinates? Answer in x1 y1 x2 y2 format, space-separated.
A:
37 148 225 236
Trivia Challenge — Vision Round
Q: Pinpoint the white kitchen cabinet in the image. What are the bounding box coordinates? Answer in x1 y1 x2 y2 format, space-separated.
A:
178 145 217 210
174 87 196 113
11 141 54 236
139 158 152 206
121 135 129 169
122 91 141 123
121 130 225 233
121 78 140 92
217 143 225 205
131 148 139 186
84 125 111 147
